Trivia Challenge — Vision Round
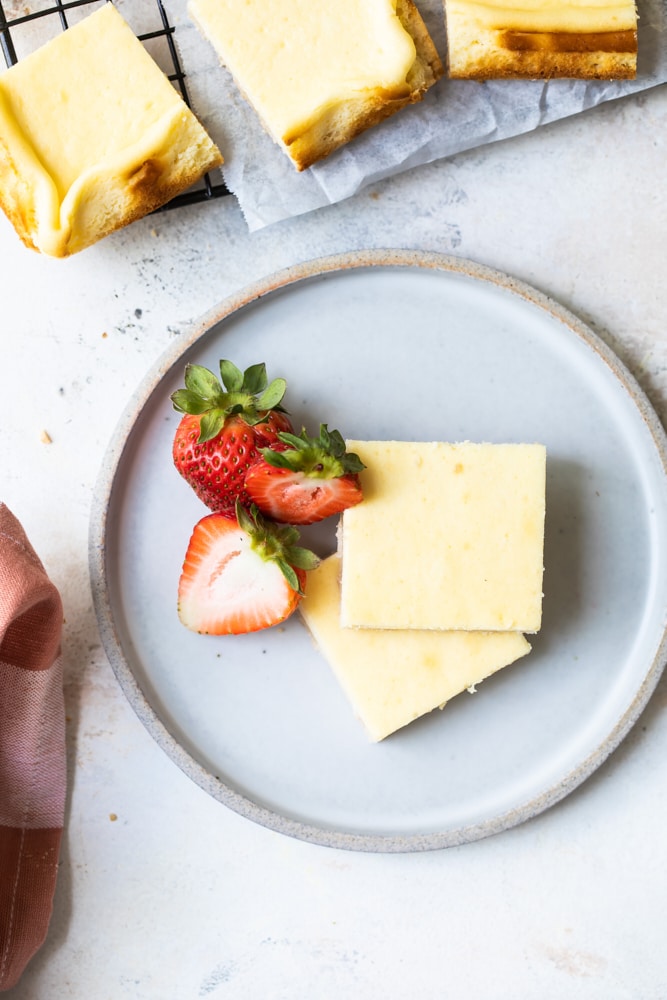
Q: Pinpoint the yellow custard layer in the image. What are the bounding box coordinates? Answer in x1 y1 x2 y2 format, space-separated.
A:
188 0 418 144
447 0 636 33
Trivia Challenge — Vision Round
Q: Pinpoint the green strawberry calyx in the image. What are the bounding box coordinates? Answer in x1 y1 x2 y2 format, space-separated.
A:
170 360 288 443
259 424 366 480
237 501 319 594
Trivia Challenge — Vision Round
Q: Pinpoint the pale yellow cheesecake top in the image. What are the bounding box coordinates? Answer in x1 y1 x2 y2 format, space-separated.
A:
340 441 546 632
301 555 531 741
0 3 221 256
188 0 417 144
445 0 636 33
0 4 185 198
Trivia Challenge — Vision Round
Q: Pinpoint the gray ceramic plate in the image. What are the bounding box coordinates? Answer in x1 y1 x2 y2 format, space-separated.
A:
90 250 667 852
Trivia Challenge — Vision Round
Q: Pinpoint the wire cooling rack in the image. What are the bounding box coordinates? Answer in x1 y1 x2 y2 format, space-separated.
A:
0 0 229 208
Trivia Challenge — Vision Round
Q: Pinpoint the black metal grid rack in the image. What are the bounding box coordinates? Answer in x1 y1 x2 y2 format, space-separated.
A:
0 0 229 208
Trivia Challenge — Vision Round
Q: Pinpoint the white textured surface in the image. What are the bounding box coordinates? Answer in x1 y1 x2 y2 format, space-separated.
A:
2 83 667 997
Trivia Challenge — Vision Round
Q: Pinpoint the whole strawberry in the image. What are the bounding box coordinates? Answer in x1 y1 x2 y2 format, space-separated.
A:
171 360 293 513
245 424 366 524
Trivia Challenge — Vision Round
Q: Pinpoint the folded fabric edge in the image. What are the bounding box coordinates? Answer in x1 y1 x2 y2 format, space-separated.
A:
0 502 66 992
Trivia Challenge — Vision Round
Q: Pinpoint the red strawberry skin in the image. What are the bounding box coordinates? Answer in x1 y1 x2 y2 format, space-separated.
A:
173 410 293 514
177 511 307 635
245 463 363 524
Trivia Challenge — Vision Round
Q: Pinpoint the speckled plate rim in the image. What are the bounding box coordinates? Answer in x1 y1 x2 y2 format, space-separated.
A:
89 248 667 853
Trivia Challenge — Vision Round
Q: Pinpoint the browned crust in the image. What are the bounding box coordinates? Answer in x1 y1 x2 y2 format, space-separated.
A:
398 0 446 88
88 149 224 238
80 146 224 246
0 137 40 252
449 46 637 79
286 0 444 170
446 20 637 79
500 28 637 53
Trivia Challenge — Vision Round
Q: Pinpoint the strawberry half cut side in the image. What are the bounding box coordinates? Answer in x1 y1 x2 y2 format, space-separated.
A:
177 502 320 635
171 360 293 513
245 424 366 524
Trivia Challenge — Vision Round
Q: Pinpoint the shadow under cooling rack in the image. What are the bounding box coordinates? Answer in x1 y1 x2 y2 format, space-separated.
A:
0 0 229 209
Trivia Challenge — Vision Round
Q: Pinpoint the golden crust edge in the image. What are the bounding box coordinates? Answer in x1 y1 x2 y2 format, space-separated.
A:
448 47 637 79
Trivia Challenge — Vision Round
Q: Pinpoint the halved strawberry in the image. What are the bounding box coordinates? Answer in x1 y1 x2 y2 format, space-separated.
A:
171 360 293 513
245 424 365 525
177 502 320 635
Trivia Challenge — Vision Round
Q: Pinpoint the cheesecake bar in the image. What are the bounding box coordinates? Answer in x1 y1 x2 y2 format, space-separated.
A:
340 441 546 632
445 0 637 79
0 3 223 257
301 555 532 741
188 0 443 170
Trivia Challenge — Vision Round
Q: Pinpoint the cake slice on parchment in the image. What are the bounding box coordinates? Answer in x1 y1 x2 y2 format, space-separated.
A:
188 0 443 171
444 0 637 79
0 3 223 257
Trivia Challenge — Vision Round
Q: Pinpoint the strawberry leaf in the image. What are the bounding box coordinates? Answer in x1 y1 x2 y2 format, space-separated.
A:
341 452 366 474
184 364 223 401
236 501 256 536
326 428 345 454
276 523 301 548
257 378 287 411
274 431 305 450
287 546 320 571
259 448 298 470
242 363 268 396
197 408 227 443
219 360 244 393
171 388 211 415
276 559 300 593
319 425 333 450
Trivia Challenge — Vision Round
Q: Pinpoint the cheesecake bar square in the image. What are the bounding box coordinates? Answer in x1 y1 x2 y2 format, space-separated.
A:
188 0 443 171
445 0 637 79
0 3 223 257
340 441 546 632
301 555 531 741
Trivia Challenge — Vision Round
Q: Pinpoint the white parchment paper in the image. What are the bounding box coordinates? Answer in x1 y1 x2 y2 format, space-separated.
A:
171 0 667 229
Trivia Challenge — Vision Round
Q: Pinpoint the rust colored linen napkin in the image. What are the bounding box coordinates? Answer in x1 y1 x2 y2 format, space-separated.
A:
0 503 65 992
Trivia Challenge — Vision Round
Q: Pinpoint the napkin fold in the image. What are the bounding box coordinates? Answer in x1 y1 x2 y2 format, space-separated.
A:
0 503 65 992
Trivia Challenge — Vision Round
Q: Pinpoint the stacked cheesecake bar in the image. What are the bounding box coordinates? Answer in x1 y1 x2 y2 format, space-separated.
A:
300 441 547 741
